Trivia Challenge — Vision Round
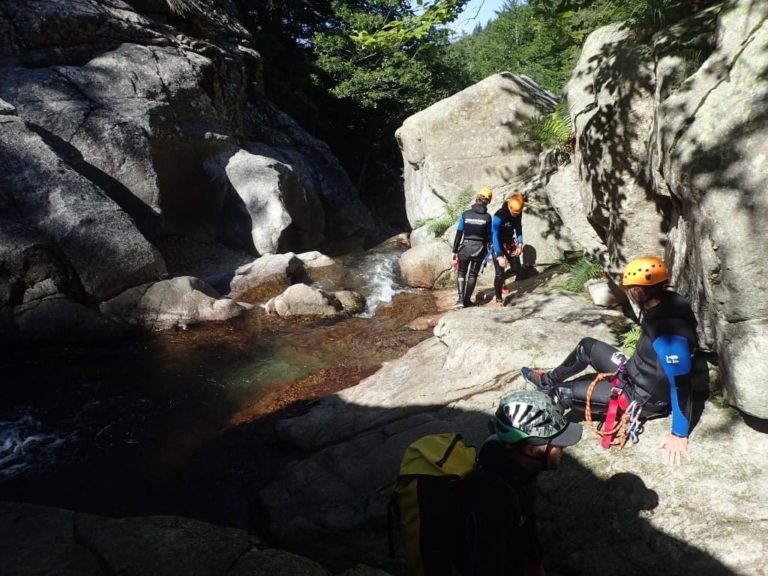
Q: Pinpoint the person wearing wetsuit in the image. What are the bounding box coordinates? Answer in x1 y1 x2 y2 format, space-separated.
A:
492 193 525 305
458 390 583 576
452 188 493 309
521 256 698 465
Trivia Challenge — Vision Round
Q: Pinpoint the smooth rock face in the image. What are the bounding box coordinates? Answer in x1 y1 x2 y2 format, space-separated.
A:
398 240 453 289
226 252 305 300
563 23 668 276
259 291 768 575
204 145 326 255
264 283 364 318
0 116 167 301
12 296 125 344
0 501 365 576
99 276 247 330
396 73 557 228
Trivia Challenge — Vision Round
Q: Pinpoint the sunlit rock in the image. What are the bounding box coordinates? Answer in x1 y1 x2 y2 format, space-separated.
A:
100 276 248 330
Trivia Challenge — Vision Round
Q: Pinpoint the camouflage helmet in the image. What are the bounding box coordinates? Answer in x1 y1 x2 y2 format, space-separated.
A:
494 389 582 446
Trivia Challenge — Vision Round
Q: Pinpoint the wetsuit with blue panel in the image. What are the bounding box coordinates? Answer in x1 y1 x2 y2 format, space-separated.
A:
491 205 523 301
543 291 698 436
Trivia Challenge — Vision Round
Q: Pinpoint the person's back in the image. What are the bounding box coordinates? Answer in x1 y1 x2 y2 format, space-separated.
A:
457 391 582 576
459 437 540 576
452 188 493 308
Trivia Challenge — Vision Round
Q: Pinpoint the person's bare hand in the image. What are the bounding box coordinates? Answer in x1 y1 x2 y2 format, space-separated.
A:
496 256 508 267
660 433 689 465
511 244 523 257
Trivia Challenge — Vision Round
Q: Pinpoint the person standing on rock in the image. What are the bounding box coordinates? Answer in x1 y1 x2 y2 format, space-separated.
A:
521 256 698 465
459 390 583 576
452 187 493 309
491 193 525 306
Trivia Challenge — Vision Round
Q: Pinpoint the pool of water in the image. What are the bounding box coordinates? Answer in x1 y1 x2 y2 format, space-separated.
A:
0 247 437 524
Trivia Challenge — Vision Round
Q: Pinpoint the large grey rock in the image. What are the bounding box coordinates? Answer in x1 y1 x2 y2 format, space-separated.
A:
260 291 768 575
226 252 305 300
264 283 364 318
656 0 768 418
11 296 124 344
398 240 453 289
0 218 77 307
0 501 371 576
204 145 325 255
563 23 667 275
542 162 605 256
100 276 248 330
396 73 557 228
0 116 167 300
0 0 374 324
544 2 768 417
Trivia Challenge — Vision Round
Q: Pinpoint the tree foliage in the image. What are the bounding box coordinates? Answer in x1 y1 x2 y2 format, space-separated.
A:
236 0 718 231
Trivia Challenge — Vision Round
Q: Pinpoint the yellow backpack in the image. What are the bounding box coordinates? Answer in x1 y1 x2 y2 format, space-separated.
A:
388 433 477 576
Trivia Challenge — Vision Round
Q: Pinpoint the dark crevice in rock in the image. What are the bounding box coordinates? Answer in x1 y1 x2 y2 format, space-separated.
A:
71 512 115 576
25 122 162 237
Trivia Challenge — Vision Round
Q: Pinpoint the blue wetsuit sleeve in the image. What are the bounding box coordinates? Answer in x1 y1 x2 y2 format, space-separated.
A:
452 215 465 253
652 335 693 437
491 215 502 255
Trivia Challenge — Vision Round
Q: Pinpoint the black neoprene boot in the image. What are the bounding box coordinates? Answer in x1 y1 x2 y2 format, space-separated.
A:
454 278 466 309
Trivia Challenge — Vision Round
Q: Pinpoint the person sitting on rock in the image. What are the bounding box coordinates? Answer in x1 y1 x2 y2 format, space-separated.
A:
452 187 493 309
491 192 525 306
521 256 698 465
459 390 583 576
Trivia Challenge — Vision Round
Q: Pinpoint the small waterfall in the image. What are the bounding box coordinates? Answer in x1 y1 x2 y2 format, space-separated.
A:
358 251 404 317
341 246 406 318
0 411 69 479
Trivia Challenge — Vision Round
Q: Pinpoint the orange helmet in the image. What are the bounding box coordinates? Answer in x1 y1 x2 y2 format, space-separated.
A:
622 256 670 287
507 193 524 216
477 187 493 201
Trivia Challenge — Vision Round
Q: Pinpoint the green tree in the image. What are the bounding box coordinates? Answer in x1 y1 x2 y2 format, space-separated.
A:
311 1 467 202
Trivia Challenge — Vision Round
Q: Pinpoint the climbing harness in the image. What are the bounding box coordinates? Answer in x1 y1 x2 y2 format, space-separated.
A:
584 371 644 449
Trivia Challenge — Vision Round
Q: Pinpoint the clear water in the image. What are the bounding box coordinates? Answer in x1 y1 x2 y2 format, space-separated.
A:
0 244 436 521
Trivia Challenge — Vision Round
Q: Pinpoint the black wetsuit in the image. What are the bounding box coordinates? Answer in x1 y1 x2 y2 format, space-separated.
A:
458 436 542 576
452 203 492 306
547 291 698 436
491 205 524 300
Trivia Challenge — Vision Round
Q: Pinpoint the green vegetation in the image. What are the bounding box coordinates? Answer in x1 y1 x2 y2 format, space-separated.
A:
236 0 719 224
552 255 602 293
521 101 574 162
165 0 190 15
619 325 642 355
420 187 474 237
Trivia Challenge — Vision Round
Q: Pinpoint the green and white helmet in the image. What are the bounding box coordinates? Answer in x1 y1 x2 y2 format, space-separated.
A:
494 390 582 446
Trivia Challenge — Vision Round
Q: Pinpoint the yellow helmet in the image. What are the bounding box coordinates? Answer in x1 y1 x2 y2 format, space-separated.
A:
477 187 493 201
506 193 524 216
622 256 670 287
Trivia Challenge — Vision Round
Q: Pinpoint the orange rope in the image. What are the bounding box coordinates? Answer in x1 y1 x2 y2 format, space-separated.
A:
584 372 631 449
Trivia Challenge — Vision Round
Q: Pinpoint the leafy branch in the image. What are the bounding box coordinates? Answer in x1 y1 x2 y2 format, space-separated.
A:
417 187 474 237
